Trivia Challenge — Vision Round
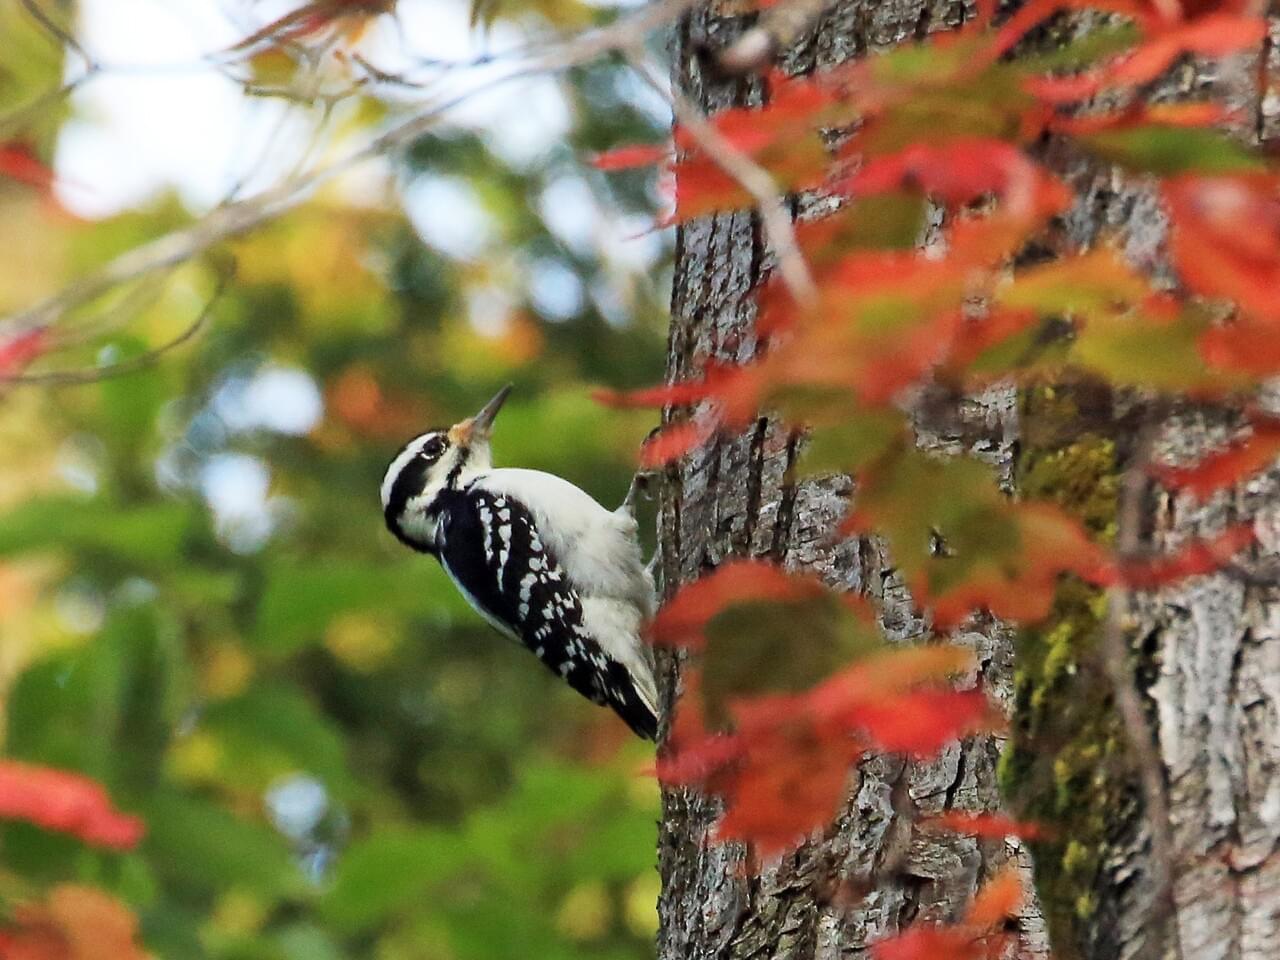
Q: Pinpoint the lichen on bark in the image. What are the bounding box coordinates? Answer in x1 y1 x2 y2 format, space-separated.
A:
1001 383 1135 958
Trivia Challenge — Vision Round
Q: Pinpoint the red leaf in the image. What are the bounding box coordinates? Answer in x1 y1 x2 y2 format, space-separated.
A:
1105 14 1266 89
0 885 147 960
0 143 54 192
923 511 1110 628
639 419 716 468
709 723 863 855
872 868 1021 960
841 688 995 756
925 810 1044 841
593 365 736 410
591 144 669 170
873 926 990 960
1165 174 1280 324
844 139 1050 214
1200 322 1280 376
1108 524 1255 589
966 867 1024 927
0 761 144 850
650 561 825 649
0 328 49 378
1152 420 1280 498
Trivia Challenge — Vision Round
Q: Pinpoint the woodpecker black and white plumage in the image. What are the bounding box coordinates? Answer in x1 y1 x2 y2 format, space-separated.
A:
381 386 660 739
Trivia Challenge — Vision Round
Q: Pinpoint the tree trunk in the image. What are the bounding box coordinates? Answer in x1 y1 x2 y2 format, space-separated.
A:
654 5 1050 957
654 5 1280 960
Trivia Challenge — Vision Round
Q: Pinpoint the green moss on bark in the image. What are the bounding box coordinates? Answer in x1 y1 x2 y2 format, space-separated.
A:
1000 384 1132 957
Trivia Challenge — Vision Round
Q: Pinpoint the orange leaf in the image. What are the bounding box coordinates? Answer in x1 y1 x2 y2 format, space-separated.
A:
965 867 1024 928
1110 524 1255 589
650 561 825 649
1152 420 1280 498
0 760 144 850
0 885 147 960
639 419 716 468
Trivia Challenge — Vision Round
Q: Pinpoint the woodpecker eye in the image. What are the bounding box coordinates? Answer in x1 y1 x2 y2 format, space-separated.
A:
421 436 447 461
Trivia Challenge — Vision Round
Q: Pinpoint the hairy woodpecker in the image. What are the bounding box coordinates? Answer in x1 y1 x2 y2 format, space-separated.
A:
381 386 660 739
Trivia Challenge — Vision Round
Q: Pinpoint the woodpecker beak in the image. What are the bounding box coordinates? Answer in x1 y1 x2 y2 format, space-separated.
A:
449 384 512 446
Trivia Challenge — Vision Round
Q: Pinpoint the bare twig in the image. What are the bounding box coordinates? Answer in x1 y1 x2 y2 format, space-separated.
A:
0 76 94 141
19 0 97 69
0 0 699 340
1101 413 1177 952
623 49 819 307
0 263 233 386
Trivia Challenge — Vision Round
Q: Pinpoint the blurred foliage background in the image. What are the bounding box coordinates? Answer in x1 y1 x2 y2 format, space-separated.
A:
0 0 672 956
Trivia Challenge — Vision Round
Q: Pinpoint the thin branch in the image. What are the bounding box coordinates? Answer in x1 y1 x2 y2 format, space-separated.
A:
0 76 94 141
623 50 819 307
0 0 699 339
19 0 97 70
0 264 233 386
1101 412 1177 953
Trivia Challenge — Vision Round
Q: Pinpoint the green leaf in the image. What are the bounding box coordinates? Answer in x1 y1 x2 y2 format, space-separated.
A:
253 560 466 655
201 683 357 800
6 604 184 792
702 594 883 724
322 826 458 933
796 409 904 476
1082 126 1267 176
0 497 195 565
142 792 301 898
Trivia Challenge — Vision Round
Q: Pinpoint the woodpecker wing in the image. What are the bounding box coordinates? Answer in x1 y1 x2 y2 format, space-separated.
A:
435 487 658 739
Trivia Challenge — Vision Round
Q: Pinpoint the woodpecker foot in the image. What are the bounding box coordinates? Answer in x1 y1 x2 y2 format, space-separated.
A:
620 470 658 515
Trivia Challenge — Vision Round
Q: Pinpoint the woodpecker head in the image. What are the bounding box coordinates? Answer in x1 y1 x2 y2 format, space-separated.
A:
381 385 511 552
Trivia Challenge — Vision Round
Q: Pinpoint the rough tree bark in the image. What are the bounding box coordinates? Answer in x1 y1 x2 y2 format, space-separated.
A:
654 4 1049 957
653 4 1280 960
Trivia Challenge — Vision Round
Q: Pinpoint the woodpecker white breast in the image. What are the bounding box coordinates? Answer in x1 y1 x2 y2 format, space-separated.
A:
381 386 659 739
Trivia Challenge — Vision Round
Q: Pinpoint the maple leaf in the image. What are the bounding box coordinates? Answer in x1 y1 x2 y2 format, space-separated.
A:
872 867 1022 960
1106 524 1255 589
650 561 827 649
658 639 992 857
1199 321 1280 377
996 0 1264 101
1165 174 1280 325
839 688 997 756
708 719 865 855
0 886 147 960
0 760 144 850
1152 418 1280 498
849 453 1108 627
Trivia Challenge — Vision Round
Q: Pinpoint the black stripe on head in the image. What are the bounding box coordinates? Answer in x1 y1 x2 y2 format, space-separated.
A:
384 431 453 545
